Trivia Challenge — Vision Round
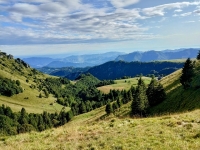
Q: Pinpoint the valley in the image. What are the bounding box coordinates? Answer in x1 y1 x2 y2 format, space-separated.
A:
0 49 200 149
1 0 200 149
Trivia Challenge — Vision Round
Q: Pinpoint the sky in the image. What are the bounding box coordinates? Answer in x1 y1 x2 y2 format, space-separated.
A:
0 0 200 57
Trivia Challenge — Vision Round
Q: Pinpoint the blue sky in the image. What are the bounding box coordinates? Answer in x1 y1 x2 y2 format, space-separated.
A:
0 0 200 56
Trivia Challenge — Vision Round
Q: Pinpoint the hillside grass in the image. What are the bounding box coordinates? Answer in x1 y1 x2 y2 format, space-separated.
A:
98 77 151 93
1 57 200 149
0 57 65 113
1 103 200 150
150 60 200 114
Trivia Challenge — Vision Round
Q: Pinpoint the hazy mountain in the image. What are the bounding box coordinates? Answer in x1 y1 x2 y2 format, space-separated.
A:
22 57 55 68
115 48 199 62
23 52 124 68
46 52 124 68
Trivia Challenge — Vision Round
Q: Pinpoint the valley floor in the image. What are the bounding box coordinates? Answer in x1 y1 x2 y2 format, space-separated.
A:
0 106 200 150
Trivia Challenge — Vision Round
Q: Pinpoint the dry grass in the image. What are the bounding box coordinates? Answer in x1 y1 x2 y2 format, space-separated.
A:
1 105 200 150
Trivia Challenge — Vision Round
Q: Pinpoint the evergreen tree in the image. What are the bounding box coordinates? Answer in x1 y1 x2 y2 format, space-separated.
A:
39 93 42 98
66 110 73 122
117 97 122 108
180 58 194 89
38 115 45 131
146 77 166 107
130 86 136 95
18 108 28 125
42 111 52 129
127 90 133 102
197 50 200 60
105 102 113 115
131 77 148 116
112 102 119 113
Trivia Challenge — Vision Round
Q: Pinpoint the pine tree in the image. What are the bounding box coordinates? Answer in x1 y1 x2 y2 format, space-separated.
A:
197 50 200 60
180 58 194 89
146 77 166 107
131 77 148 116
18 108 28 125
38 115 45 131
105 102 113 115
127 90 133 102
112 102 119 113
66 110 73 122
117 97 122 108
39 93 42 98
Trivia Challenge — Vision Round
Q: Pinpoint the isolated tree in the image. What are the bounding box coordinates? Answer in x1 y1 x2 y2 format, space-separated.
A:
105 102 113 115
131 77 148 116
197 50 200 60
39 93 42 98
16 80 21 86
180 58 194 89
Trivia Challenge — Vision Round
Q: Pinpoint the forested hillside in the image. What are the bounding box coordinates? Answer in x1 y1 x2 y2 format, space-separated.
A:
86 61 184 80
1 51 149 136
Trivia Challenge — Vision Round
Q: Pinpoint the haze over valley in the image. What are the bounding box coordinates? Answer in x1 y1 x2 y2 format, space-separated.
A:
1 0 200 149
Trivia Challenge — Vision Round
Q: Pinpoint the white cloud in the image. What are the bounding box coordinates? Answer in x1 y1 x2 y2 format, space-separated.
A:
180 12 192 17
0 0 200 45
174 9 182 12
142 2 200 16
110 0 140 8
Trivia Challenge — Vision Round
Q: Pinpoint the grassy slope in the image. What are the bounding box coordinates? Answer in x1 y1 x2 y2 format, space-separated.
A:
0 57 64 113
1 103 200 150
98 77 151 93
150 60 200 114
1 59 200 149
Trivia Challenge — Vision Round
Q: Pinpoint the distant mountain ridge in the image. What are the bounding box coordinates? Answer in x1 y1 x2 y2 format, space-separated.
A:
62 61 185 80
23 52 124 68
115 48 199 62
22 57 55 68
23 48 199 68
85 61 184 80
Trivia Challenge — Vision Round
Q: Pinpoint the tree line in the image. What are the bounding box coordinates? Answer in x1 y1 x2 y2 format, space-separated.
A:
0 105 73 136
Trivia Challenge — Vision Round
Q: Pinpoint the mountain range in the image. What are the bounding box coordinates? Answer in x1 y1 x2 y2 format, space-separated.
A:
23 52 124 68
115 48 199 62
22 48 199 68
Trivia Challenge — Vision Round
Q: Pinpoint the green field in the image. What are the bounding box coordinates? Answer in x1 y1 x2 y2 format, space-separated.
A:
98 77 151 93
